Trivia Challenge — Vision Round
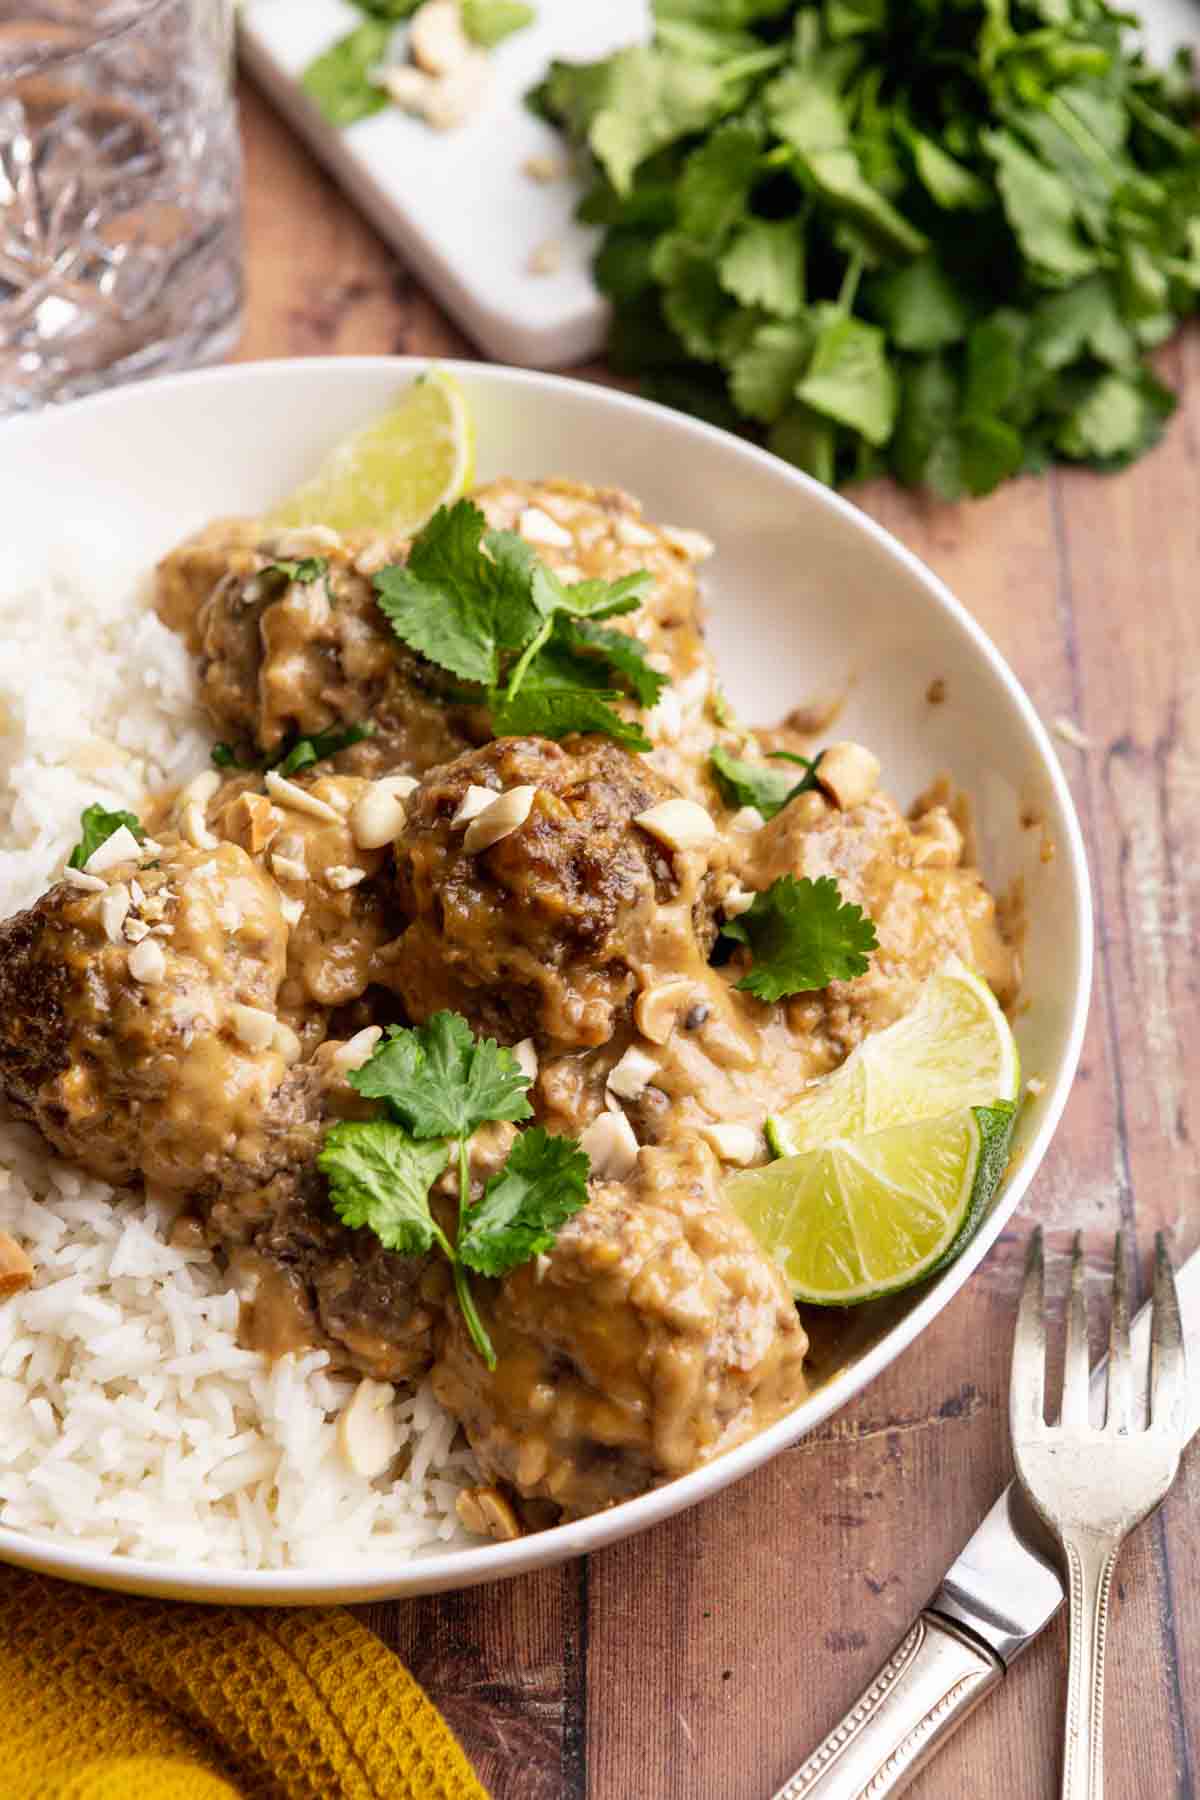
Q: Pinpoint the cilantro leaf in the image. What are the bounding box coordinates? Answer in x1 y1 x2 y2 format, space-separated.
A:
530 563 652 623
461 0 535 50
490 616 655 750
709 745 819 818
721 873 877 1000
796 311 897 447
210 743 240 770
677 123 763 242
68 804 145 871
350 1012 534 1141
318 1123 451 1257
301 22 391 128
586 48 736 195
374 502 538 687
492 675 652 752
271 721 374 777
459 1128 590 1276
561 619 667 709
729 319 814 425
264 557 327 585
869 255 973 353
902 129 991 213
718 219 806 318
982 129 1099 285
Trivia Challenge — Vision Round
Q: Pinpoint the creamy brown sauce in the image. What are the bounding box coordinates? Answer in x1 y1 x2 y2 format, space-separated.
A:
0 477 1019 1526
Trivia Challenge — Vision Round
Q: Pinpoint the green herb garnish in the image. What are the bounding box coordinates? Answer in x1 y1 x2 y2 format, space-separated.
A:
270 722 375 777
68 805 145 871
318 1012 589 1368
710 745 822 819
374 499 662 748
721 874 877 1001
210 722 374 779
462 0 536 49
301 20 392 127
264 556 328 586
533 1 1200 500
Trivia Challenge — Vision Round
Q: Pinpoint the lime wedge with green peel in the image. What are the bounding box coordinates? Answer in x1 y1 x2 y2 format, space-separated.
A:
264 369 475 536
728 1102 1017 1305
766 957 1019 1160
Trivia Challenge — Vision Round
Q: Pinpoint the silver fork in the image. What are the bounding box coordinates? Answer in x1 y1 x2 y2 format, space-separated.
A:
1010 1228 1188 1800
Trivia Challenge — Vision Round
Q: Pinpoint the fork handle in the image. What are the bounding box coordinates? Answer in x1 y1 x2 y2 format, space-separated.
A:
1061 1530 1121 1800
769 1612 1003 1798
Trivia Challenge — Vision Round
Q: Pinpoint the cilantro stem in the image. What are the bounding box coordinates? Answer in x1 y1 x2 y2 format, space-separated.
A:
503 614 554 707
837 251 865 316
453 1133 497 1370
719 46 787 84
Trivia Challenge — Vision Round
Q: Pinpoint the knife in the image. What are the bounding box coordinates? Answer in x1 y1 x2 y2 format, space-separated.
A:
771 1243 1199 1799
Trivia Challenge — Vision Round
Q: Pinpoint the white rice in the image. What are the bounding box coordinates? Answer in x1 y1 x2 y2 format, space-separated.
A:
0 531 476 1567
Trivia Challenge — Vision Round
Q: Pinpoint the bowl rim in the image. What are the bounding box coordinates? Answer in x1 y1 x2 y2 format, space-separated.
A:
0 355 1093 1602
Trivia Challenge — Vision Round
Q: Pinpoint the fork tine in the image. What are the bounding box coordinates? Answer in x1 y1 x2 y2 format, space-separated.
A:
1060 1230 1091 1428
1149 1232 1188 1439
1105 1231 1134 1434
1010 1227 1047 1437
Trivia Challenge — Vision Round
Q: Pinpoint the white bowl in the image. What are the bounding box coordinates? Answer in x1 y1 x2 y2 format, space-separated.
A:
0 358 1091 1604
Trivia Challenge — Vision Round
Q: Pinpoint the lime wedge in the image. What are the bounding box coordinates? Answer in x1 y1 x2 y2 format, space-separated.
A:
766 957 1019 1159
264 369 475 536
728 1103 1017 1305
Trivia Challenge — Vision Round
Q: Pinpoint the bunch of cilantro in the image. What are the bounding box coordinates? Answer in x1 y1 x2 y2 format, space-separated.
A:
532 0 1200 500
319 1012 589 1368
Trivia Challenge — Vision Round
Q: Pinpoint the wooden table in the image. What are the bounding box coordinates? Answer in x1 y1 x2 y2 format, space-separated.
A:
236 81 1200 1800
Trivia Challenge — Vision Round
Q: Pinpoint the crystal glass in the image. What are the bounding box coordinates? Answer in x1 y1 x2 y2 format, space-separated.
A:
0 0 242 412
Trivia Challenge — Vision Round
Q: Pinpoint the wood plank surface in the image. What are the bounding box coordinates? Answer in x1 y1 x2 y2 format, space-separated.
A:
235 78 1200 1800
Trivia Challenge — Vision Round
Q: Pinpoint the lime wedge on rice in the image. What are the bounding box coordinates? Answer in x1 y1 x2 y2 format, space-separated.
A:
766 957 1019 1160
264 368 475 536
727 1102 1017 1305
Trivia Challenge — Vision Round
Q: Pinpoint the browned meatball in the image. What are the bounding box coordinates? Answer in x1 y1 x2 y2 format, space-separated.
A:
432 1140 809 1517
153 479 716 779
0 845 443 1384
384 735 724 1051
0 838 293 1191
155 523 476 773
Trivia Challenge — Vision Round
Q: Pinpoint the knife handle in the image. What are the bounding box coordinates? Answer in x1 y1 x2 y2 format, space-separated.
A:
770 1612 1004 1800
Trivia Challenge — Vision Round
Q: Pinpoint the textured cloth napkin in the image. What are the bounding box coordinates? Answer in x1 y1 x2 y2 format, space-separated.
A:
3 1564 489 1800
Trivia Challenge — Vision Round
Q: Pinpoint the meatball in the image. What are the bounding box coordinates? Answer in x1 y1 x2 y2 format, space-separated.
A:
227 1162 445 1386
0 845 443 1384
384 735 725 1051
153 479 717 780
155 522 476 773
432 1140 809 1517
0 837 294 1191
747 787 1020 1067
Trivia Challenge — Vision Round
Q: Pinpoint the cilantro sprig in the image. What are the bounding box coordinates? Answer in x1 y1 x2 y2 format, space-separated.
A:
710 745 822 820
721 874 878 1001
68 804 145 871
534 2 1200 500
263 556 328 586
373 499 664 749
209 721 374 777
318 1012 590 1368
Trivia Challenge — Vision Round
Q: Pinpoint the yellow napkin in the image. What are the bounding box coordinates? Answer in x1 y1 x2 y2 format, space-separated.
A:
3 1564 489 1800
